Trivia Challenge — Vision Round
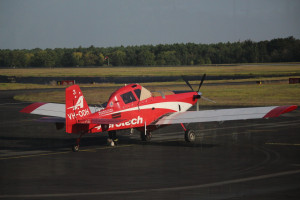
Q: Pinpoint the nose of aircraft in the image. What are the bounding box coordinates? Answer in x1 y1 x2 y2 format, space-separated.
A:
193 91 202 100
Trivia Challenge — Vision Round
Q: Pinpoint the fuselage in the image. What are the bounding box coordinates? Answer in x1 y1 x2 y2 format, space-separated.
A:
86 84 199 133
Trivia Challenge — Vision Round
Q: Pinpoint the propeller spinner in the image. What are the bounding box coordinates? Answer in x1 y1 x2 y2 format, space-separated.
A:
182 74 214 111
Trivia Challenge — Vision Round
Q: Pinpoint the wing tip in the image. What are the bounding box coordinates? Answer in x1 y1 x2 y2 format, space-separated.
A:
263 105 298 118
20 102 46 113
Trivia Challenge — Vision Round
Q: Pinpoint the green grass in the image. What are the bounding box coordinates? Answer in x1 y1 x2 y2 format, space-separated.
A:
200 83 300 106
1 76 299 90
3 64 300 106
0 83 124 90
14 83 300 106
1 64 300 77
0 83 61 90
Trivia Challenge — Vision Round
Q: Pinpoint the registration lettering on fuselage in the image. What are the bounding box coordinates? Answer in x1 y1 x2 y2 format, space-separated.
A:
67 108 90 120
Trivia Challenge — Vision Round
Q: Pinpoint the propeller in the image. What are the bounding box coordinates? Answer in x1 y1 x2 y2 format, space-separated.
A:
182 76 194 91
182 74 215 111
201 96 216 103
197 73 206 92
182 73 206 92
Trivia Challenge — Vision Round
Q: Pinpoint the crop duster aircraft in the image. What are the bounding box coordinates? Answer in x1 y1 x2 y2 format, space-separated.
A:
20 75 298 151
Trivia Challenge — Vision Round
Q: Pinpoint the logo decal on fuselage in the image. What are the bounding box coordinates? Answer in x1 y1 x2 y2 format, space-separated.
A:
95 116 143 131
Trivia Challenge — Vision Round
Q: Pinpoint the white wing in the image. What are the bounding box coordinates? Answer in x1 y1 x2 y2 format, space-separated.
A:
155 105 297 125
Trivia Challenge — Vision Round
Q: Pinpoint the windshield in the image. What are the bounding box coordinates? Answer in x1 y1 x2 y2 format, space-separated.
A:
120 91 137 104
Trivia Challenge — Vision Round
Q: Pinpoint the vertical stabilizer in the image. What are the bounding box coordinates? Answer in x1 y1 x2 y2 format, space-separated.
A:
65 85 91 133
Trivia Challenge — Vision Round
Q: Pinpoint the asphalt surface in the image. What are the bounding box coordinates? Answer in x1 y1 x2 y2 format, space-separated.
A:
0 89 300 200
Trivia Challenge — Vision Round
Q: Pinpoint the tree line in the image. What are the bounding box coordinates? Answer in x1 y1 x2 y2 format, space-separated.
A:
0 36 299 68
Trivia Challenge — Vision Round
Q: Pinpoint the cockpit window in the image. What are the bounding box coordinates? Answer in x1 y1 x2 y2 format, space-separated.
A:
121 91 137 104
134 89 141 100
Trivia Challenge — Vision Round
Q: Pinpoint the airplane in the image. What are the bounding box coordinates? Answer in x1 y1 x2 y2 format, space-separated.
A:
20 75 298 152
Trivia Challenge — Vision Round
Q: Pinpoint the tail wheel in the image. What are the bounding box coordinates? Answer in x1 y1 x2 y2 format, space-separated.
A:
141 131 152 141
185 129 196 142
72 145 79 152
72 133 84 152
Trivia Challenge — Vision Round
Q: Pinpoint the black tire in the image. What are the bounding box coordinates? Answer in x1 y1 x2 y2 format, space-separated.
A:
108 131 118 146
185 129 196 142
72 145 79 152
108 131 117 139
141 131 152 141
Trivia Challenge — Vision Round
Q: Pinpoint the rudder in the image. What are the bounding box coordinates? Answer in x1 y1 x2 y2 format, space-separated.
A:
65 85 91 133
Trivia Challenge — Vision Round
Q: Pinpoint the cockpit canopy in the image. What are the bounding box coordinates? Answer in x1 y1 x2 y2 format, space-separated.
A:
107 84 152 108
105 83 176 109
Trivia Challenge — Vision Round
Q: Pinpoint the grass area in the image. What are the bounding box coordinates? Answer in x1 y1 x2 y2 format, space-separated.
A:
3 64 300 106
1 64 300 77
0 82 123 90
0 83 61 90
14 83 300 107
1 76 299 91
200 83 300 106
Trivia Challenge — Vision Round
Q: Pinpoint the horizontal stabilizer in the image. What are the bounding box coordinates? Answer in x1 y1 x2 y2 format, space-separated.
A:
20 102 100 118
20 103 65 118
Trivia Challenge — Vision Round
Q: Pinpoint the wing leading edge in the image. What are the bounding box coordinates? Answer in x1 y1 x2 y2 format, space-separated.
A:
155 105 298 125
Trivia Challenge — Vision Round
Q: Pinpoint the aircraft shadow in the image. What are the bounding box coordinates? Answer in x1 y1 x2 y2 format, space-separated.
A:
116 135 218 148
0 135 217 152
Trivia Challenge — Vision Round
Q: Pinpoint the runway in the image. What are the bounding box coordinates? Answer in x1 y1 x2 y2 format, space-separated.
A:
0 90 300 199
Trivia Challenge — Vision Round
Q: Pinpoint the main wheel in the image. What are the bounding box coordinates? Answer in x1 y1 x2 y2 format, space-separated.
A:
108 131 118 146
185 129 196 142
141 131 152 141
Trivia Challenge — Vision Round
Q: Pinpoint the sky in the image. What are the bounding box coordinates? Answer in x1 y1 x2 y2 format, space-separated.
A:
0 0 299 50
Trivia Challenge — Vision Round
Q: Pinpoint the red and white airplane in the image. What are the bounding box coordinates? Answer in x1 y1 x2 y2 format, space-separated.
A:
20 75 298 151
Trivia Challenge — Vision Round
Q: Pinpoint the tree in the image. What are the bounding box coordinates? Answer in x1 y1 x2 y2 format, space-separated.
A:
83 52 98 66
72 52 84 66
31 50 55 67
111 50 126 66
1 37 300 68
205 57 212 64
125 47 138 66
156 51 181 65
97 53 105 66
137 50 155 66
61 51 76 67
24 53 34 66
8 50 27 67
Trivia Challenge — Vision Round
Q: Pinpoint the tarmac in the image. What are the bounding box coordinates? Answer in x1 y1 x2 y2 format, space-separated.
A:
0 89 300 200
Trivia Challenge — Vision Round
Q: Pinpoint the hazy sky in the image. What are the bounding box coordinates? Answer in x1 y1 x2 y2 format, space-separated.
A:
1 0 299 49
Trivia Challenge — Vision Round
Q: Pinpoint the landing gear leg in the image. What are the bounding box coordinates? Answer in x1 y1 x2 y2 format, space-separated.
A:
108 131 118 146
141 131 152 141
72 133 84 152
181 123 196 143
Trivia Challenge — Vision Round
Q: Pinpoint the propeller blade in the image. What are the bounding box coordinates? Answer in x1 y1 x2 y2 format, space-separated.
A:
182 76 194 91
197 74 206 92
201 96 216 103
